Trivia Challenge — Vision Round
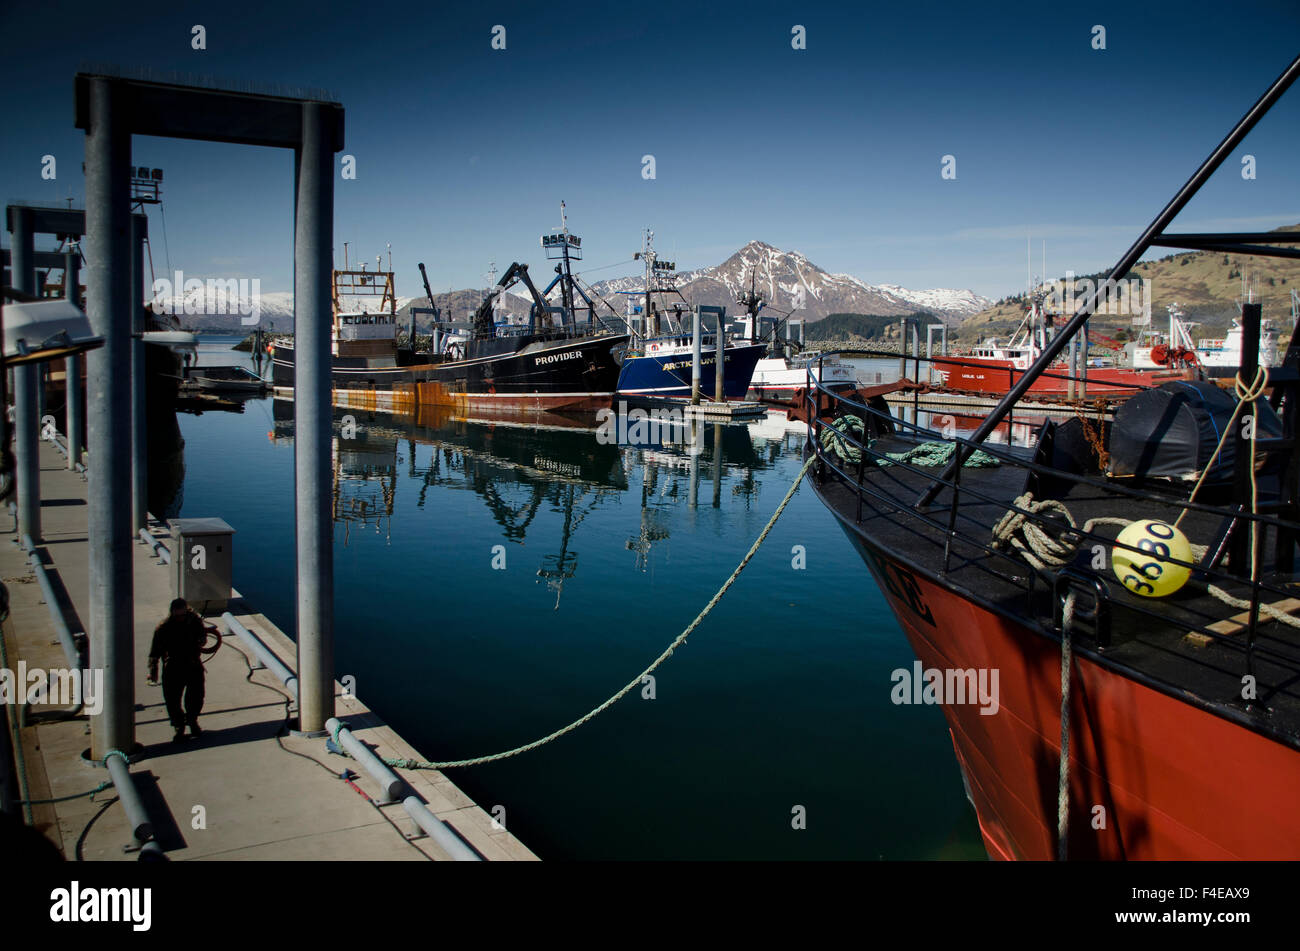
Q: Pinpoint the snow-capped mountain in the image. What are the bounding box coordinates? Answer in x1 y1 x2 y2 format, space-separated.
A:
868 283 991 318
589 240 990 322
164 241 987 332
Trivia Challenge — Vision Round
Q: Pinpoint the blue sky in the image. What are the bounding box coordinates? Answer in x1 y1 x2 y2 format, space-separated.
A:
3 0 1299 300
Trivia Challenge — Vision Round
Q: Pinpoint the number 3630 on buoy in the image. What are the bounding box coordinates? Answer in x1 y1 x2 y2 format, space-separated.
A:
1112 519 1193 598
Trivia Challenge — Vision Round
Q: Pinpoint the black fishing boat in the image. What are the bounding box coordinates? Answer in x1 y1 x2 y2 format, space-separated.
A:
271 211 628 412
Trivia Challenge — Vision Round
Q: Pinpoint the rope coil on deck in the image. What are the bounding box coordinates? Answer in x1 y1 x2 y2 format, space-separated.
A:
991 368 1300 628
991 494 1133 571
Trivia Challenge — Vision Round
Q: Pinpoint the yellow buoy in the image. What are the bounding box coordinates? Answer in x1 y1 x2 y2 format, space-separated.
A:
1112 519 1193 597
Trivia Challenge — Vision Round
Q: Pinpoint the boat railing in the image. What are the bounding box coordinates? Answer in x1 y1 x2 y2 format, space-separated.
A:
802 366 1298 691
827 346 1162 415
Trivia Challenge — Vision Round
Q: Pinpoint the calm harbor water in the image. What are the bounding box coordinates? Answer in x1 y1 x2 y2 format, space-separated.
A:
165 337 984 860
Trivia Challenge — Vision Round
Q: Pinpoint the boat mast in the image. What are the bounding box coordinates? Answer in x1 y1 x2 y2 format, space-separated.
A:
541 204 583 331
558 201 575 318
641 229 656 338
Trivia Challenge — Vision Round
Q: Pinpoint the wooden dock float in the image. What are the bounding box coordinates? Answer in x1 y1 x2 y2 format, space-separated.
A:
0 438 537 861
618 394 767 422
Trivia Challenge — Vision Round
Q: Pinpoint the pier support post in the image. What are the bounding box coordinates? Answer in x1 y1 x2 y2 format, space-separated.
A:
1230 302 1263 571
131 213 148 532
711 423 722 508
714 312 725 403
691 307 702 406
293 101 336 734
897 318 907 384
84 76 136 758
1079 328 1089 400
65 247 82 469
1067 340 1078 400
9 207 41 541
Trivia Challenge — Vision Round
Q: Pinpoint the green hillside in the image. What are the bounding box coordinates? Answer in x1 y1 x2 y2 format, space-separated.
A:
804 311 937 345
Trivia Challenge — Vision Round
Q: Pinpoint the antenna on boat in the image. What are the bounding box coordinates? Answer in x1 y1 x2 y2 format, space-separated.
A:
1027 235 1031 299
737 267 767 345
541 200 582 324
387 242 392 273
634 228 656 339
343 242 349 270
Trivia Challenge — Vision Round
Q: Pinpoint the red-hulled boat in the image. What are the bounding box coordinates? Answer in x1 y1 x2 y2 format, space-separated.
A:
804 53 1300 860
932 297 1196 399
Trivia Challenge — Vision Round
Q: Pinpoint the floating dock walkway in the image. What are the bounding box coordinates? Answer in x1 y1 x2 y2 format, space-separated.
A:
883 389 1117 420
0 437 536 861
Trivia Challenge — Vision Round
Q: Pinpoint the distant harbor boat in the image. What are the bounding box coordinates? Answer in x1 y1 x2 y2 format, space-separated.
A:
1129 292 1287 380
933 295 1194 397
271 211 628 412
616 330 766 399
614 230 765 400
731 270 859 404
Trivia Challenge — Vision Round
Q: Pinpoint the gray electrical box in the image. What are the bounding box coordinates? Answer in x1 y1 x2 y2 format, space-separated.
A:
168 517 235 611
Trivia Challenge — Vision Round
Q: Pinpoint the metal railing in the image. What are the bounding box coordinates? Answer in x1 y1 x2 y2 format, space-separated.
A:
802 374 1300 698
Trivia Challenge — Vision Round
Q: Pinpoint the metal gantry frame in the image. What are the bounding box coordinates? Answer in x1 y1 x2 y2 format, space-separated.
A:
70 72 346 760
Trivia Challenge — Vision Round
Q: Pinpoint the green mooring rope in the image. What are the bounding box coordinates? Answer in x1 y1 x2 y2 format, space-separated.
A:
20 780 113 806
819 414 1001 469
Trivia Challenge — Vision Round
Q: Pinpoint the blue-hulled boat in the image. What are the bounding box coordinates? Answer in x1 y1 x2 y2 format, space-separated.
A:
617 333 766 397
614 229 765 399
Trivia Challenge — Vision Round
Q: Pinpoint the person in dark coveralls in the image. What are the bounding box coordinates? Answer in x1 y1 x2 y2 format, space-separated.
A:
148 598 220 742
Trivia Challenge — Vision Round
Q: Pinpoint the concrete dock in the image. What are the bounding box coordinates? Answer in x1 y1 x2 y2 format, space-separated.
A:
1 437 537 861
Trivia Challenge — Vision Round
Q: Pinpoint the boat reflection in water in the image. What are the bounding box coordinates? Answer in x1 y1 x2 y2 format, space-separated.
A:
270 398 791 606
